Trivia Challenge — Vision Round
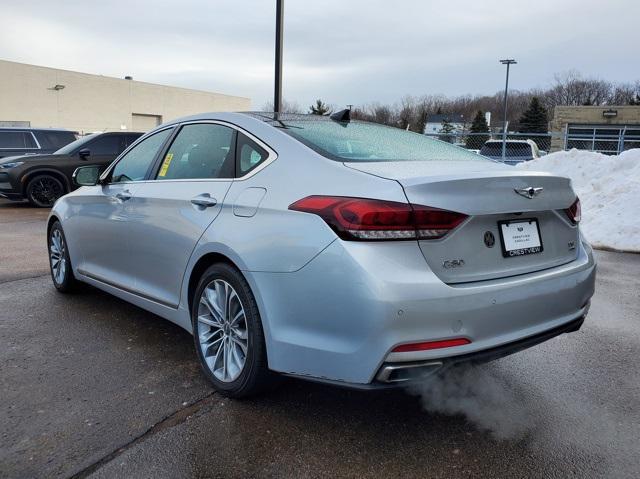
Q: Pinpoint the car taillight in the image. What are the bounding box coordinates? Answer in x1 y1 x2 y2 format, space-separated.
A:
565 197 581 224
289 196 468 241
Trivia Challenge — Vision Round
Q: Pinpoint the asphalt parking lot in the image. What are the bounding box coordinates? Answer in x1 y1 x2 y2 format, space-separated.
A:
1 198 639 479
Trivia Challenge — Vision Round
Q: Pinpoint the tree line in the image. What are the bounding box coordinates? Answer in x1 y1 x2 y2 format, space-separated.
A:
267 71 640 134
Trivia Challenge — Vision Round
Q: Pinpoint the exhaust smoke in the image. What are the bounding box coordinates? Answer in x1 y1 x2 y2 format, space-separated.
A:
406 364 536 440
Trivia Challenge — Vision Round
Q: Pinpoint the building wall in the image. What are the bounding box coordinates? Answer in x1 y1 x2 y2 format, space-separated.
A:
550 105 640 151
0 59 251 134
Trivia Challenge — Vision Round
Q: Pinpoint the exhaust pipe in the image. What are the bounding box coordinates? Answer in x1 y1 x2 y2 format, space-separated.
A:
376 361 443 383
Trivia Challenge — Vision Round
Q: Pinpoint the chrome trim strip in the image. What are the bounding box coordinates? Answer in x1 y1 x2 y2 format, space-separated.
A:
30 131 42 150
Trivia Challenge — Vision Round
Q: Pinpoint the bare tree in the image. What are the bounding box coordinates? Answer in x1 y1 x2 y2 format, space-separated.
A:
261 99 303 114
545 71 613 106
611 82 640 105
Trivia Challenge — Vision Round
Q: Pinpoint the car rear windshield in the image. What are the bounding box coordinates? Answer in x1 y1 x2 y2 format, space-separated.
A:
279 120 486 162
480 142 532 157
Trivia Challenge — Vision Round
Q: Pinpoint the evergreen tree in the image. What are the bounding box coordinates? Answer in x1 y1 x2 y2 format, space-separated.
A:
518 97 549 133
309 99 332 115
466 110 490 149
439 118 455 143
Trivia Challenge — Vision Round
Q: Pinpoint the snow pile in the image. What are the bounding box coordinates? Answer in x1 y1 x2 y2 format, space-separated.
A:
517 148 640 252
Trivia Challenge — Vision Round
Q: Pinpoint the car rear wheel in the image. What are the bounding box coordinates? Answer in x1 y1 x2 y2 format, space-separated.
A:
27 174 66 208
48 221 78 293
191 263 274 398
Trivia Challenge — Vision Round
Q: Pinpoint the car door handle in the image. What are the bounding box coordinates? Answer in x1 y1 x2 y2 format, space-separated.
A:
191 195 218 208
115 191 132 201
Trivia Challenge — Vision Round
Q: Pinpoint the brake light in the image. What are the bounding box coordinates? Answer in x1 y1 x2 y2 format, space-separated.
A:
289 196 467 241
565 197 581 224
392 338 471 353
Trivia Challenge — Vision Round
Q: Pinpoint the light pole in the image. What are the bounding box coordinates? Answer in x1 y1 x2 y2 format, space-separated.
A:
499 59 517 161
274 0 284 116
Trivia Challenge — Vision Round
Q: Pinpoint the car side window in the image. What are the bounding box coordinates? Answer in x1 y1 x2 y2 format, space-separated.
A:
236 133 269 176
110 129 172 183
0 131 36 149
155 124 235 180
86 135 122 155
40 131 76 149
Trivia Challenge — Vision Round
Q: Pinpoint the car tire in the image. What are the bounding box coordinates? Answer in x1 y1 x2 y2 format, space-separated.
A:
26 174 66 208
48 221 78 293
191 263 275 398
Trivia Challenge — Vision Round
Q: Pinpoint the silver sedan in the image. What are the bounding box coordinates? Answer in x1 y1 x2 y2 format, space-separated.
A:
47 111 596 397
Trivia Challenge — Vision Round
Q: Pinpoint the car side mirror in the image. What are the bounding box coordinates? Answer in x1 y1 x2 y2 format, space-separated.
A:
73 165 101 186
78 148 91 160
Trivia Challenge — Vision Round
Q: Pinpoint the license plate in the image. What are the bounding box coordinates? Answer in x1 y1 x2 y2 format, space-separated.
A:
498 218 543 258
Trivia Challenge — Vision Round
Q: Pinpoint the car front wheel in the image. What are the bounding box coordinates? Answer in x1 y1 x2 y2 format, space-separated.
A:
27 174 66 208
191 263 274 398
48 221 78 293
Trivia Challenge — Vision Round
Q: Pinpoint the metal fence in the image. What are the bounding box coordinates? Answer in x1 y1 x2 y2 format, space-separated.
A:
564 125 640 154
425 128 639 160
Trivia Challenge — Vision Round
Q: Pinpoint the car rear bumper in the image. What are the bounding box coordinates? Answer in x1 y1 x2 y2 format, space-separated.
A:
283 314 586 390
248 238 596 386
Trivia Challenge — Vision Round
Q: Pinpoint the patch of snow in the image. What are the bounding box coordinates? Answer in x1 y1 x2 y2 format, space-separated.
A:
517 148 640 253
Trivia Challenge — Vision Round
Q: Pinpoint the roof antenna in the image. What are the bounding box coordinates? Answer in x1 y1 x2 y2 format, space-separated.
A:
330 108 351 124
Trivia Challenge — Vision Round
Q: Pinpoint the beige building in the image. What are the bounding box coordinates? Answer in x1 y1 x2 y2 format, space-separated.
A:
0 59 251 134
550 105 640 153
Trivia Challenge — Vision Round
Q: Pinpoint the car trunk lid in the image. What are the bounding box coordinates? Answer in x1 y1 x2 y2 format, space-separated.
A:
345 160 579 283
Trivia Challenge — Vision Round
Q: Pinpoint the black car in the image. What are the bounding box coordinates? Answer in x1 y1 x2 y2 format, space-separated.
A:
0 131 143 207
0 127 77 159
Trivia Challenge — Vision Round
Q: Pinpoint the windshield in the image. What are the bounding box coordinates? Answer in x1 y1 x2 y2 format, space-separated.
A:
54 133 99 155
279 120 486 162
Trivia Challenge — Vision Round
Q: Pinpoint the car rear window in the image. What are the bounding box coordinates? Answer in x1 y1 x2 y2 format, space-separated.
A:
279 120 485 162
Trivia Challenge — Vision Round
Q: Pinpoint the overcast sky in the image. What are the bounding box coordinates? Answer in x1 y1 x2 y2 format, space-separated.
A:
1 0 638 109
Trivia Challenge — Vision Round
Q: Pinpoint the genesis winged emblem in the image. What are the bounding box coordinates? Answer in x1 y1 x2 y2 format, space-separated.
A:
514 186 543 199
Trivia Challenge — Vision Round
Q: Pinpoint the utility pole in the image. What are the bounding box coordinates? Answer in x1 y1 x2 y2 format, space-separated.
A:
274 0 284 116
499 59 517 161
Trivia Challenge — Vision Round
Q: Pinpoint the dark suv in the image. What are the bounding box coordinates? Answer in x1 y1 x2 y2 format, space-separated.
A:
0 128 77 159
0 131 143 207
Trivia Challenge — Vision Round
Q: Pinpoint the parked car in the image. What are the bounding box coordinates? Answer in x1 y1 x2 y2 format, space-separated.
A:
48 112 595 397
0 127 77 159
479 139 541 165
0 131 143 206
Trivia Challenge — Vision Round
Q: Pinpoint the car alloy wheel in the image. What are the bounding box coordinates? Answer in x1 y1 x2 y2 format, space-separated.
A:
197 279 249 383
28 175 64 207
49 229 67 285
48 221 77 293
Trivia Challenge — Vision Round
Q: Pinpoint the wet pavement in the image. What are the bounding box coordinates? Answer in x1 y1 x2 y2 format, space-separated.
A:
1 200 639 478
